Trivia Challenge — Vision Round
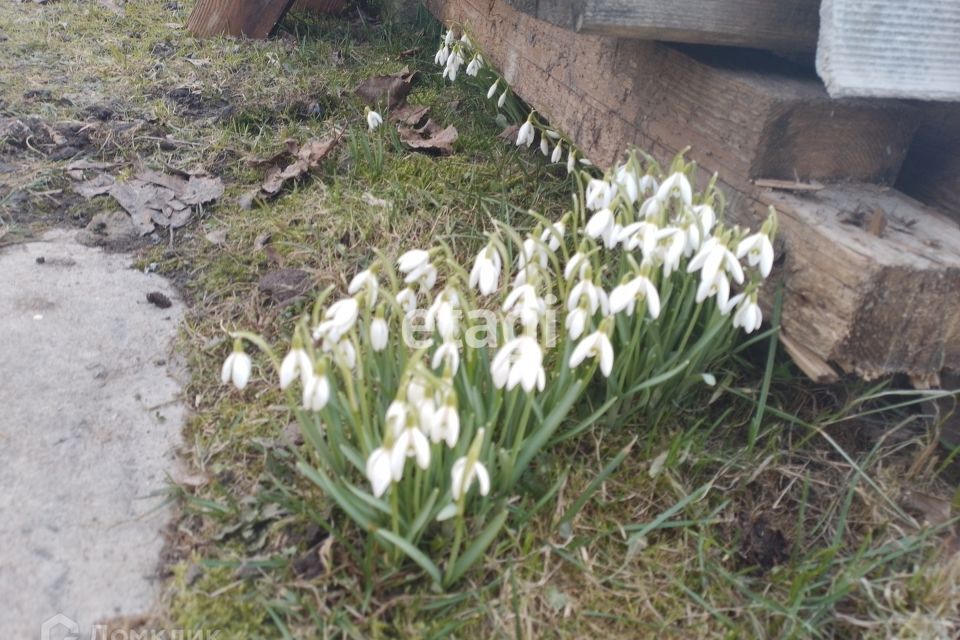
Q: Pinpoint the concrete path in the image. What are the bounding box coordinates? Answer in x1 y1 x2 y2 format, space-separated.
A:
0 231 185 638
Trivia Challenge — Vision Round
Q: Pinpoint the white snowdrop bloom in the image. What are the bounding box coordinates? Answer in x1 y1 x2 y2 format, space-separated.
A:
569 330 615 377
221 350 252 390
615 164 640 203
540 222 565 252
443 52 462 81
315 297 360 343
540 135 551 157
565 306 589 340
618 221 659 253
498 89 508 108
370 316 389 351
398 250 438 289
385 400 409 437
695 270 731 310
693 204 717 236
639 196 662 220
434 45 450 66
366 447 393 497
490 336 546 393
550 141 563 164
736 232 775 278
516 237 549 272
451 457 490 500
567 279 608 315
502 284 546 333
398 249 430 274
417 396 438 432
566 148 576 174
426 290 460 341
366 109 383 131
460 33 472 46
585 179 615 211
333 339 357 370
431 401 460 448
516 119 535 147
609 275 661 319
637 174 659 197
465 54 483 76
733 295 763 333
348 269 379 307
432 341 460 374
486 79 499 99
390 425 431 480
279 347 312 389
302 372 330 411
655 226 687 277
444 29 456 46
585 207 619 249
396 287 418 317
655 172 693 206
564 252 590 281
687 237 744 286
469 245 502 295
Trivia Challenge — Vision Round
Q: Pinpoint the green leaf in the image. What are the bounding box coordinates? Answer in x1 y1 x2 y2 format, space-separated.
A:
557 438 635 528
373 527 443 586
445 509 509 586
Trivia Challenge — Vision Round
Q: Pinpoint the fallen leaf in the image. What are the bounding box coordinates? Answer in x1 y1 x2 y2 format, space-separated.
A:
238 189 260 211
74 173 116 198
498 124 520 143
205 228 228 245
396 46 421 59
398 119 458 155
259 136 339 196
253 232 271 251
259 268 311 305
390 103 430 127
355 67 417 110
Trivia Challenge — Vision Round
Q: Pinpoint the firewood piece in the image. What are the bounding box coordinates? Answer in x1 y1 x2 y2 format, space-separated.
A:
187 0 295 39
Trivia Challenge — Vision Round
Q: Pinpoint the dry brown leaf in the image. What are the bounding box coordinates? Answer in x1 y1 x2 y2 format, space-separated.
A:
390 103 430 127
399 119 458 155
74 173 116 198
258 136 339 196
498 124 520 144
355 67 417 110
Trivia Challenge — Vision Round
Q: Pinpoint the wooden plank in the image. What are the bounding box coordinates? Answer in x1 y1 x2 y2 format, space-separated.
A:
579 0 819 51
187 0 296 39
817 0 960 100
426 0 960 380
896 105 960 221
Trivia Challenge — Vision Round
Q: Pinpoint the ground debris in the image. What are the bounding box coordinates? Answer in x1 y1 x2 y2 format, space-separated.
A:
355 67 417 109
398 118 458 155
258 268 310 305
242 135 340 205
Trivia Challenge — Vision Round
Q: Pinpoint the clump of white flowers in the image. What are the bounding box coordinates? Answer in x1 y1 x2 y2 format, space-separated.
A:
224 32 778 589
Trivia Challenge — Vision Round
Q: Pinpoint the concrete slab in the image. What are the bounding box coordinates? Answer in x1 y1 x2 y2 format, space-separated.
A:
0 230 185 638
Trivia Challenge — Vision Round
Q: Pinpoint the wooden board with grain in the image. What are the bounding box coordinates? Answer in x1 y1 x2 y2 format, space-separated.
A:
897 105 960 222
427 0 960 380
187 0 295 39
579 0 819 51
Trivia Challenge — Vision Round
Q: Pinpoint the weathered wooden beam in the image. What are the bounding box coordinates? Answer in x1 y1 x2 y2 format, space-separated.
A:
581 0 819 51
817 0 960 101
427 0 960 380
187 0 295 39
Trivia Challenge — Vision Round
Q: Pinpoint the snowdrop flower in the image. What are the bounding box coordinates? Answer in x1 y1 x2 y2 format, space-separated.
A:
279 346 311 389
656 227 687 277
567 278 608 316
564 252 590 281
302 371 330 411
431 341 460 374
434 45 450 66
366 109 383 131
655 172 693 206
566 149 576 174
444 29 455 46
221 345 252 390
540 136 550 157
569 330 614 377
540 222 564 252
397 249 437 289
314 297 359 342
451 456 490 500
370 316 389 351
609 274 660 319
498 89 508 108
516 119 535 147
615 164 640 203
331 339 356 370
490 336 546 393
550 142 563 164
460 33 472 46
502 284 546 333
585 179 615 211
638 174 659 197
736 232 774 278
693 204 717 237
366 447 393 497
513 237 550 286
390 424 431 480
695 270 731 310
733 294 763 333
585 207 619 249
469 244 502 295
348 269 378 307
618 221 658 253
639 196 662 220
426 289 460 341
565 307 589 340
487 79 499 99
465 54 483 76
396 287 418 317
687 237 744 286
430 399 460 448
443 49 463 81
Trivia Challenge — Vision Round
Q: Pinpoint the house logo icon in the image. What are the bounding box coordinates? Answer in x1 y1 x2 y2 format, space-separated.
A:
40 613 80 640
